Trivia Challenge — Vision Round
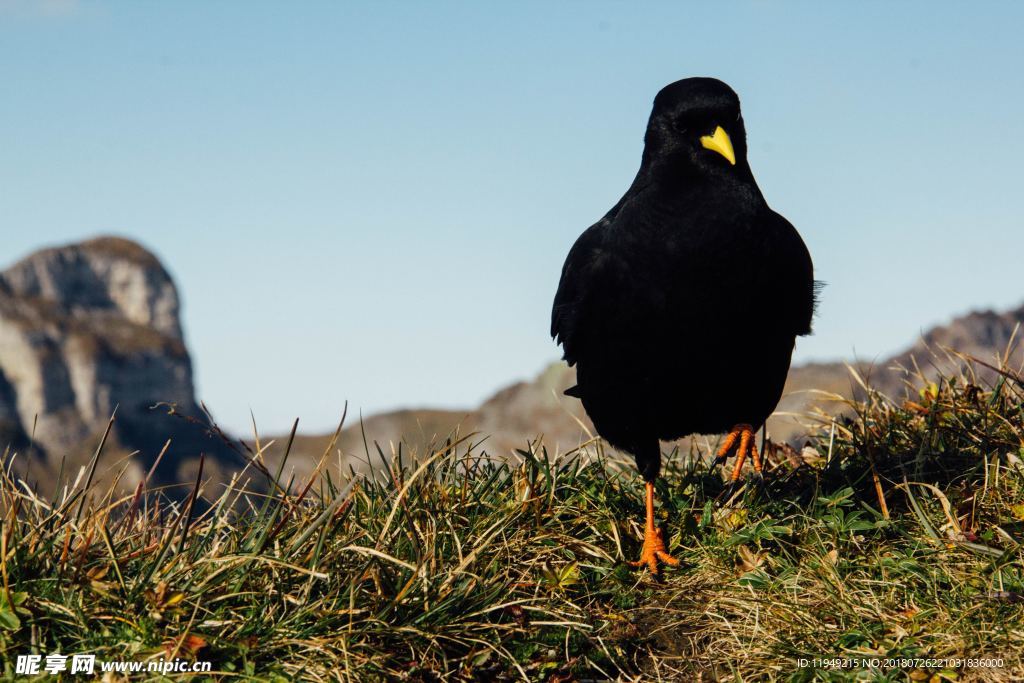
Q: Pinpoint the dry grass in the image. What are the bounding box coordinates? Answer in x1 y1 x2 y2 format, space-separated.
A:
2 358 1024 681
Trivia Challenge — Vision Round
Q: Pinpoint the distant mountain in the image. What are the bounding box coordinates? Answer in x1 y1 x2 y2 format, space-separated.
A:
265 303 1024 477
4 237 1022 492
0 237 243 491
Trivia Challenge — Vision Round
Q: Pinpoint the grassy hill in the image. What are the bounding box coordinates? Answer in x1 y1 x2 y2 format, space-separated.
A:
3 358 1024 680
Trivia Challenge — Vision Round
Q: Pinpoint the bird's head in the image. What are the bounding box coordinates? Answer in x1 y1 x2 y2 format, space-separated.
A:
643 77 749 179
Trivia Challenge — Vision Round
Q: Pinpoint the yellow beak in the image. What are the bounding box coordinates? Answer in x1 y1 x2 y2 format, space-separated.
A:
700 126 736 166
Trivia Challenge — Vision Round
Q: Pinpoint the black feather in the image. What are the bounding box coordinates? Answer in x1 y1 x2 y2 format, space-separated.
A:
550 77 816 482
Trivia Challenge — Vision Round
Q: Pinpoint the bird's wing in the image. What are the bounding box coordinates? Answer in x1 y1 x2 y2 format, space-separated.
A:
550 220 613 366
766 211 816 336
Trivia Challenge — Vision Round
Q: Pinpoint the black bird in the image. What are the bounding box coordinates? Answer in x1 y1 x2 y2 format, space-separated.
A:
551 77 815 574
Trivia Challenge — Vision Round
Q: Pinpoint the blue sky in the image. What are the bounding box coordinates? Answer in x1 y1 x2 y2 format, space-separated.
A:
2 1 1023 435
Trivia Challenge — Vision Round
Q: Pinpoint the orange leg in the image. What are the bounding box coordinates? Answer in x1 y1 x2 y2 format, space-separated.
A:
628 481 680 575
715 423 762 481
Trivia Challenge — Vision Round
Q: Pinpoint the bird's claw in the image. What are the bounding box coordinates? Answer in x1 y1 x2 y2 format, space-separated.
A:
629 526 679 575
715 423 762 481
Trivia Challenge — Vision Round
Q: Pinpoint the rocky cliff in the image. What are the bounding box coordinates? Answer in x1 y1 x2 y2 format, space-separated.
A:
5 236 1021 490
0 237 241 491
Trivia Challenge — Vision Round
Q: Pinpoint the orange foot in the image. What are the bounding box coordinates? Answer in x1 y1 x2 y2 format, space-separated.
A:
629 525 679 575
628 481 680 576
715 423 763 481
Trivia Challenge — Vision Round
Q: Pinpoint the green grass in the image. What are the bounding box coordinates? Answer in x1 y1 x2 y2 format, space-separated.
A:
3 361 1024 681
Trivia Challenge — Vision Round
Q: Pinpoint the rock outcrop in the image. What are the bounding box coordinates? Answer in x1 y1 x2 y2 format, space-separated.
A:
0 237 241 490
6 235 1022 490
